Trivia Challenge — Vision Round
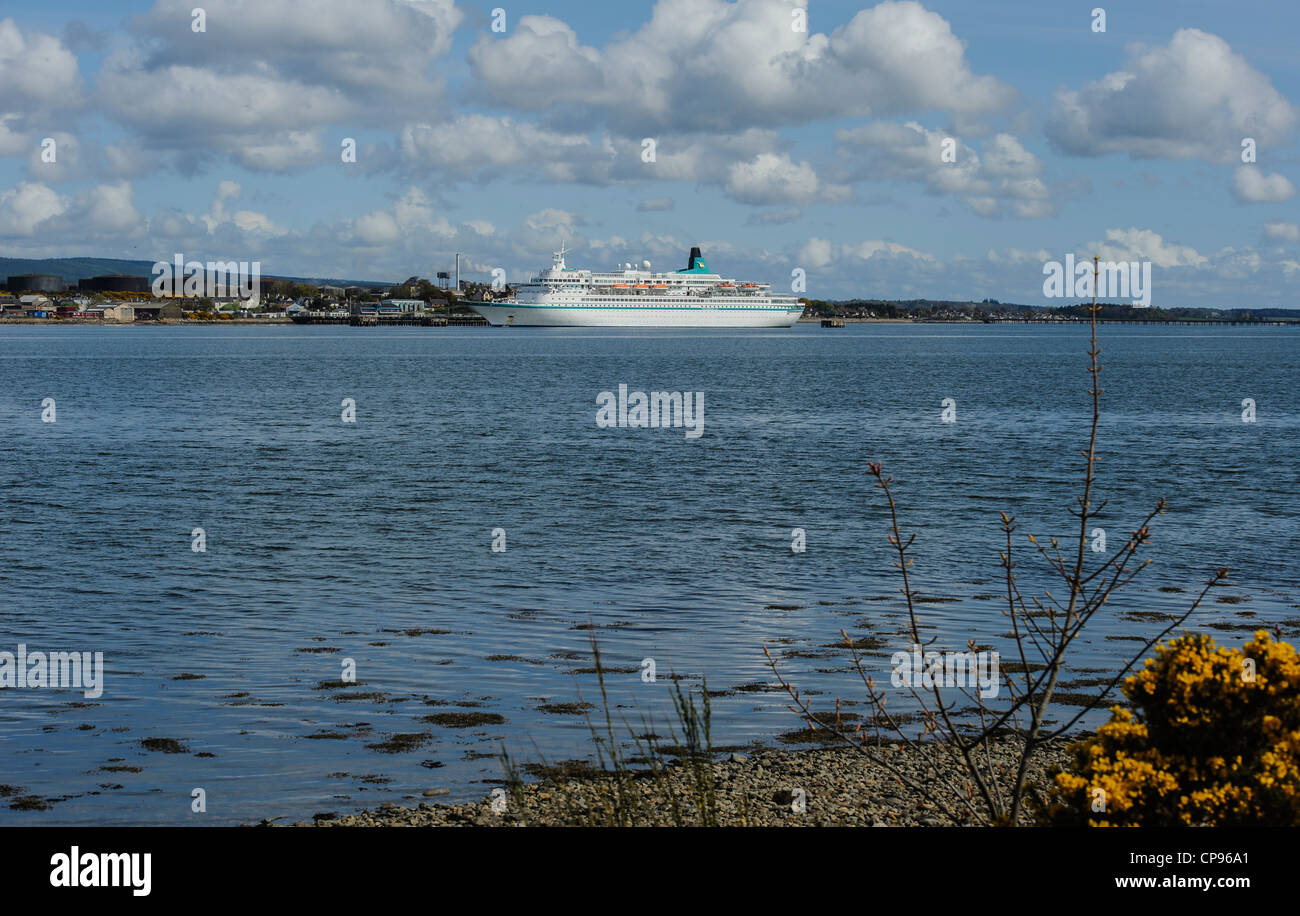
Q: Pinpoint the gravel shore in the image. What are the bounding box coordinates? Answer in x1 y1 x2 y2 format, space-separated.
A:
287 734 1078 827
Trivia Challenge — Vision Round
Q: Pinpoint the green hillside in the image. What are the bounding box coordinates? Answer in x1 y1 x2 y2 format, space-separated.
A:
0 256 392 288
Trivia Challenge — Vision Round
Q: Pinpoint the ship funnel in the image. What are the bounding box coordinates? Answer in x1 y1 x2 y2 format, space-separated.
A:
683 246 709 272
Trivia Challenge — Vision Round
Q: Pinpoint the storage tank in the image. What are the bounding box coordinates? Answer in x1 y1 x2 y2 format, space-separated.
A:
5 274 65 294
79 275 151 293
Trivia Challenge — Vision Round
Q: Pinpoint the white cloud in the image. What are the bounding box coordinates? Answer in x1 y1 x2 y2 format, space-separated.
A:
1047 29 1298 161
846 240 935 262
133 0 461 93
835 122 1052 217
797 236 934 269
724 153 847 205
101 139 165 179
25 131 83 183
1211 247 1261 279
0 18 83 110
80 181 141 234
200 181 278 236
467 0 1014 133
1232 167 1296 204
0 114 30 156
799 237 833 269
234 131 326 173
1263 221 1300 243
100 62 356 135
987 247 1052 265
351 187 456 248
1087 228 1208 269
400 115 606 180
353 210 401 247
0 181 68 236
93 0 463 172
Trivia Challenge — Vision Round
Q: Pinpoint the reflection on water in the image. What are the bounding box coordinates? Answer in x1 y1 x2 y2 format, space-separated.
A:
0 323 1296 824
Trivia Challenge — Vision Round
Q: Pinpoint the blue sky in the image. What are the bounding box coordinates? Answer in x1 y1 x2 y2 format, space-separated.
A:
1 0 1297 305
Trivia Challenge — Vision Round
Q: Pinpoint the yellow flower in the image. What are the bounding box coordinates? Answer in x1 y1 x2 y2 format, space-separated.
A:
1042 632 1300 826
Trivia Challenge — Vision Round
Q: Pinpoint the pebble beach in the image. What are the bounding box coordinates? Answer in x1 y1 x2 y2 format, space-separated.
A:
284 734 1078 827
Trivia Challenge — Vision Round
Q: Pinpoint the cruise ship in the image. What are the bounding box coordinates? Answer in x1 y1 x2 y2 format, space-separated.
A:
465 246 804 327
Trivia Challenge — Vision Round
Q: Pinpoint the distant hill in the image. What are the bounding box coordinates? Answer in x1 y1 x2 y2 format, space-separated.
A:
0 256 393 289
806 298 1299 319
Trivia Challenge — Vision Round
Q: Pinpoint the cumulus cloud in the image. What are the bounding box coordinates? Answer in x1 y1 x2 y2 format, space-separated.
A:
1047 29 1298 161
798 236 934 269
986 247 1053 265
1232 167 1296 204
1263 221 1300 243
94 0 462 172
1086 227 1208 269
0 20 84 183
24 132 83 183
100 60 353 136
100 139 166 179
131 0 461 96
467 0 1014 134
0 181 67 236
201 181 278 236
79 181 142 234
350 187 455 248
400 115 609 181
0 115 28 157
0 18 83 111
725 153 848 205
835 122 1053 217
398 116 832 203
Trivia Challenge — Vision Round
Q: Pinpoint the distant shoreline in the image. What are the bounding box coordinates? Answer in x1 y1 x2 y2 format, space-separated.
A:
2 316 1296 328
1 318 294 326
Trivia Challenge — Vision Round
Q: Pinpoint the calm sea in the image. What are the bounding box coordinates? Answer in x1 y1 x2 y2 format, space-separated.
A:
1 323 1296 824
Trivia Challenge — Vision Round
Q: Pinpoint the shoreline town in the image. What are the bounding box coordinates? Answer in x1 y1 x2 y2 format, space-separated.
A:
4 266 1297 327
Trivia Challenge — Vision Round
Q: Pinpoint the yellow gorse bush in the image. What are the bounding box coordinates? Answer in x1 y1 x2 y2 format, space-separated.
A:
1044 630 1300 826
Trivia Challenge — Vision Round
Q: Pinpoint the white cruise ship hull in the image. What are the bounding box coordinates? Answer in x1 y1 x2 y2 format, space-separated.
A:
467 301 804 328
